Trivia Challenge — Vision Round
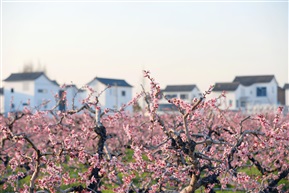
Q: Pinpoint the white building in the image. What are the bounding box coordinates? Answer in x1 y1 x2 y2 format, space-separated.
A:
0 88 4 114
283 84 289 106
210 82 242 110
211 75 279 112
281 84 289 114
158 84 201 112
86 77 133 112
3 72 60 114
61 84 85 111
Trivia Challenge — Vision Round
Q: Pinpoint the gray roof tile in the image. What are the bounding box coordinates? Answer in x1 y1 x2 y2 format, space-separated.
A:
213 82 240 91
92 77 132 87
4 72 44 81
163 85 197 92
4 72 59 87
51 80 60 86
233 75 275 86
283 83 289 89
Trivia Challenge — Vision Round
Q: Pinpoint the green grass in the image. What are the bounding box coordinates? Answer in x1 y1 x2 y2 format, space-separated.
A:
1 152 289 192
195 189 244 193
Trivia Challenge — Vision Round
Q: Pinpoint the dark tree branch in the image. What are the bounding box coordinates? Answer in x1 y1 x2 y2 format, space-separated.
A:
261 168 289 193
88 108 107 192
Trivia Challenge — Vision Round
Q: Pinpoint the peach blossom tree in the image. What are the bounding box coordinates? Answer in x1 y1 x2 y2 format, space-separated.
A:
0 71 289 193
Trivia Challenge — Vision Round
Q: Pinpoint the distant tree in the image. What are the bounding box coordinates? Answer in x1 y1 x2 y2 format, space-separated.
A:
22 61 47 73
23 63 34 72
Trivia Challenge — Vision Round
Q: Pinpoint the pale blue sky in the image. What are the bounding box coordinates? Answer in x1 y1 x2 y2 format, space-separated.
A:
1 1 288 94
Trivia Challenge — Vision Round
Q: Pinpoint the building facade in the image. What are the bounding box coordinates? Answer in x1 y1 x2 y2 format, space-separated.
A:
0 88 4 114
86 77 133 112
158 84 201 112
211 75 280 112
61 84 85 111
3 72 60 114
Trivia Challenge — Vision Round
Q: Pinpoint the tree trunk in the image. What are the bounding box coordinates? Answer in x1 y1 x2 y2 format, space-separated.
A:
180 174 197 193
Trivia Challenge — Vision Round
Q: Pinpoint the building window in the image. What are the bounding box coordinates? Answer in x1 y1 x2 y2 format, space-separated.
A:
236 100 239 108
229 100 233 106
38 89 47 93
180 94 188 99
121 91 126 96
256 87 267 97
240 101 246 107
11 88 14 93
165 94 177 99
59 90 66 111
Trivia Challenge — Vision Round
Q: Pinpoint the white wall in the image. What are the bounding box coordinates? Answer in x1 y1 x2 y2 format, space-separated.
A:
191 87 202 101
87 80 107 107
4 81 35 96
3 87 33 114
159 88 201 104
233 79 279 113
244 79 278 107
3 81 35 113
223 92 236 110
159 91 178 104
65 86 83 110
87 80 133 112
3 75 60 113
210 85 247 111
34 75 59 110
249 104 279 114
0 94 4 114
207 91 221 101
210 91 237 110
285 89 289 106
105 85 132 112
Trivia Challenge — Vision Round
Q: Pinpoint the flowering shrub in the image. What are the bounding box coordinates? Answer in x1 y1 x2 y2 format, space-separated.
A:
1 71 289 193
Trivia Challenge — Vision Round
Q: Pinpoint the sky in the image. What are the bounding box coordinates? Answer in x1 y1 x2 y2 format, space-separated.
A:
1 0 288 95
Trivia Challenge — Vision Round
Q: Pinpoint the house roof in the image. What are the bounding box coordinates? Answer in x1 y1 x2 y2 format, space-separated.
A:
163 85 197 92
51 80 60 86
0 87 3 95
233 75 275 86
213 82 240 91
4 72 60 87
63 84 83 91
62 84 86 92
90 77 132 87
283 83 289 89
4 72 45 81
64 84 77 88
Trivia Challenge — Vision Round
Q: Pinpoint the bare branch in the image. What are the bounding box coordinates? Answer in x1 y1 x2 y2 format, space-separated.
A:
240 116 251 134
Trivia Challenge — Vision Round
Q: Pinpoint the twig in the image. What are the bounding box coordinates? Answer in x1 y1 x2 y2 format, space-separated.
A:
240 116 250 134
